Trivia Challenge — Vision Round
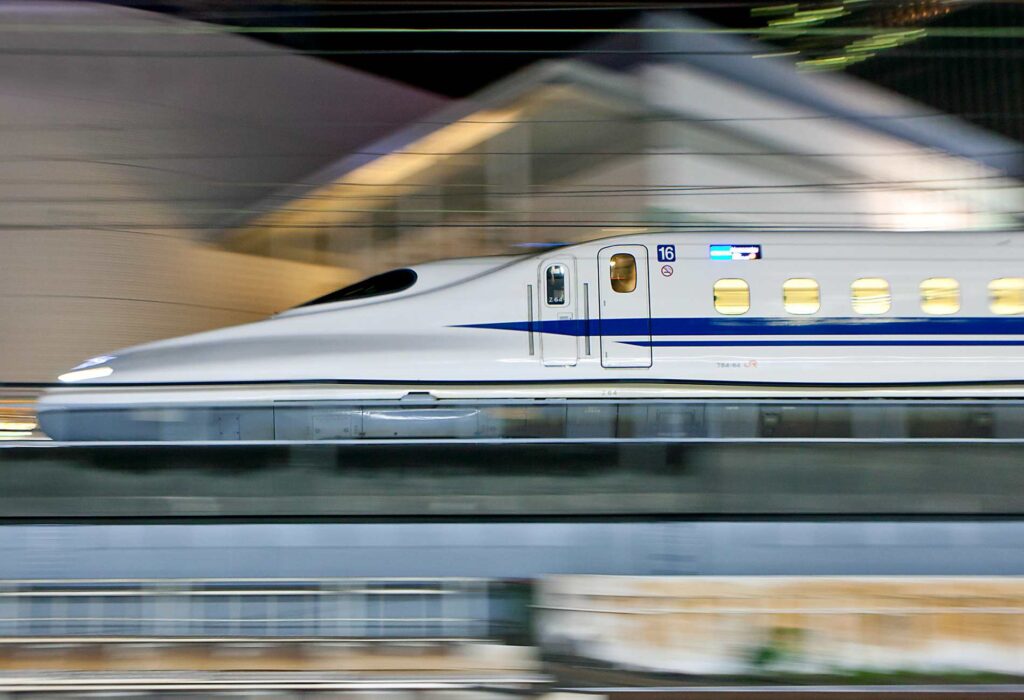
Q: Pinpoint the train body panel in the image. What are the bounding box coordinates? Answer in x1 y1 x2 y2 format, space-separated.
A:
38 230 1024 438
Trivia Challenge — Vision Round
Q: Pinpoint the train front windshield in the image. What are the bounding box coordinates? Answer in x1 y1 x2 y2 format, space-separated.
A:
295 268 418 308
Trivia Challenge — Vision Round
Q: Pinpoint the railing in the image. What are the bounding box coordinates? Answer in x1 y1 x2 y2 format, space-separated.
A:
0 578 528 642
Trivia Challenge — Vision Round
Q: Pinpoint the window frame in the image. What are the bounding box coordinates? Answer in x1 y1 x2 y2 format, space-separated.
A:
295 268 418 308
850 277 891 316
919 277 960 316
609 253 637 294
713 278 750 316
544 263 569 306
989 278 1024 316
782 278 820 315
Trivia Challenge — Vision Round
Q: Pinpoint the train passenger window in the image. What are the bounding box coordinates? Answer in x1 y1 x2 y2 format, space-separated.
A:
609 254 636 293
545 264 567 305
989 278 1024 315
851 278 890 315
714 278 749 315
920 278 960 315
783 278 819 315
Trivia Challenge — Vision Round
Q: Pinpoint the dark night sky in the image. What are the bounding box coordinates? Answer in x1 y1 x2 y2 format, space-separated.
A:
104 1 764 95
103 0 1024 144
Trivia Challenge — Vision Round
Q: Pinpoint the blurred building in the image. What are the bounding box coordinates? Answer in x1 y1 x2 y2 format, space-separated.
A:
0 1 446 381
222 13 1024 273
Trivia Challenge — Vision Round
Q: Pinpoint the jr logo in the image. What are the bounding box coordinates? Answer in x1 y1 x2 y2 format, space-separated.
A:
657 244 676 262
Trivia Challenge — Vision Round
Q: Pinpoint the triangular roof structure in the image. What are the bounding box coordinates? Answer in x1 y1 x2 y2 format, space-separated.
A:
589 12 1022 177
222 10 1023 247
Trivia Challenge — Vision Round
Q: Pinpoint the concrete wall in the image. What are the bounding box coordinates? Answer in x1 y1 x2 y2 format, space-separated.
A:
0 1 447 381
0 234 351 381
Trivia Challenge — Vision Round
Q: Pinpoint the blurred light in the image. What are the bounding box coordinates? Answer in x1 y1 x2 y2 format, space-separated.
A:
58 366 113 383
71 355 115 371
752 50 801 59
237 106 525 242
0 421 37 431
799 53 873 70
751 3 799 17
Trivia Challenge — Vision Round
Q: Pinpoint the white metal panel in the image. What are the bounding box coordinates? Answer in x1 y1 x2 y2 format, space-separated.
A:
40 230 1024 406
538 257 579 367
597 244 652 368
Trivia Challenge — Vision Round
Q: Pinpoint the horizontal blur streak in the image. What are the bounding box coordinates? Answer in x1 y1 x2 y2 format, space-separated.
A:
1 3 1022 389
539 576 1024 677
0 1 446 383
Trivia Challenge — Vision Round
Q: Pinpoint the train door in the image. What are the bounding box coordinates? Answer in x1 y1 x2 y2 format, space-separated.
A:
538 257 578 366
597 245 652 368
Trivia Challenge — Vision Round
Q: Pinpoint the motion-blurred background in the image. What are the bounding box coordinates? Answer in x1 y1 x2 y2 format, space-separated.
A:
3 0 1023 382
0 2 1023 697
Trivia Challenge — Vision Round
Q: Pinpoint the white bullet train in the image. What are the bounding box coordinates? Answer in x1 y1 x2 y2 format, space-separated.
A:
37 230 1024 440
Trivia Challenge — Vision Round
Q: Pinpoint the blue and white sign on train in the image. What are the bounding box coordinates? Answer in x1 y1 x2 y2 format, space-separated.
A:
38 230 1024 439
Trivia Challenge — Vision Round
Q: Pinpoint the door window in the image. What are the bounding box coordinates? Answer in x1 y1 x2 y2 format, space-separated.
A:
545 264 567 305
609 254 636 293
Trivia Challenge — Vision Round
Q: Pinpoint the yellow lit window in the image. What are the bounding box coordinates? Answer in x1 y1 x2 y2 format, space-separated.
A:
851 278 890 315
783 278 819 315
610 253 636 293
989 278 1024 315
920 278 959 315
714 278 749 315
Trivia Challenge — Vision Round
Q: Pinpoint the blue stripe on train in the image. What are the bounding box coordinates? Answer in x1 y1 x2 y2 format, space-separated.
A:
625 339 1024 347
459 317 1024 337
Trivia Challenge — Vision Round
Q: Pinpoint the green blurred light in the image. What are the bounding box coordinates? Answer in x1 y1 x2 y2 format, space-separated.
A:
751 3 799 17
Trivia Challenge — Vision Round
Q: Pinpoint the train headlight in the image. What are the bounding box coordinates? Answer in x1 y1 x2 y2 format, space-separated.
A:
58 355 116 383
58 366 113 383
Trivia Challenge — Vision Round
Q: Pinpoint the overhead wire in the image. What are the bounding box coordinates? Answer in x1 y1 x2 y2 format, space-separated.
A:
0 174 1014 202
0 148 1019 160
5 111 1024 129
2 24 1024 38
0 5 1015 228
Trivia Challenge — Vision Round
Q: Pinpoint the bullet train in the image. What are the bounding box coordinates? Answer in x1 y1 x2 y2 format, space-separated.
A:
37 230 1024 440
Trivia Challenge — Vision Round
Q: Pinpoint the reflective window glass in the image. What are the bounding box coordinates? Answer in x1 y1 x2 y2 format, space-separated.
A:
920 278 960 315
714 278 749 315
783 278 820 315
297 268 417 308
989 278 1024 315
610 254 637 293
851 278 890 315
546 264 567 305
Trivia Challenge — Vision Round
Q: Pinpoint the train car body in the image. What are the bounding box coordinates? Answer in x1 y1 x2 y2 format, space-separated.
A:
38 231 1024 440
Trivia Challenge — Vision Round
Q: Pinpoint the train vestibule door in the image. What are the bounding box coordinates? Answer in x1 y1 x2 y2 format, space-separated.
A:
597 244 652 368
537 257 578 366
